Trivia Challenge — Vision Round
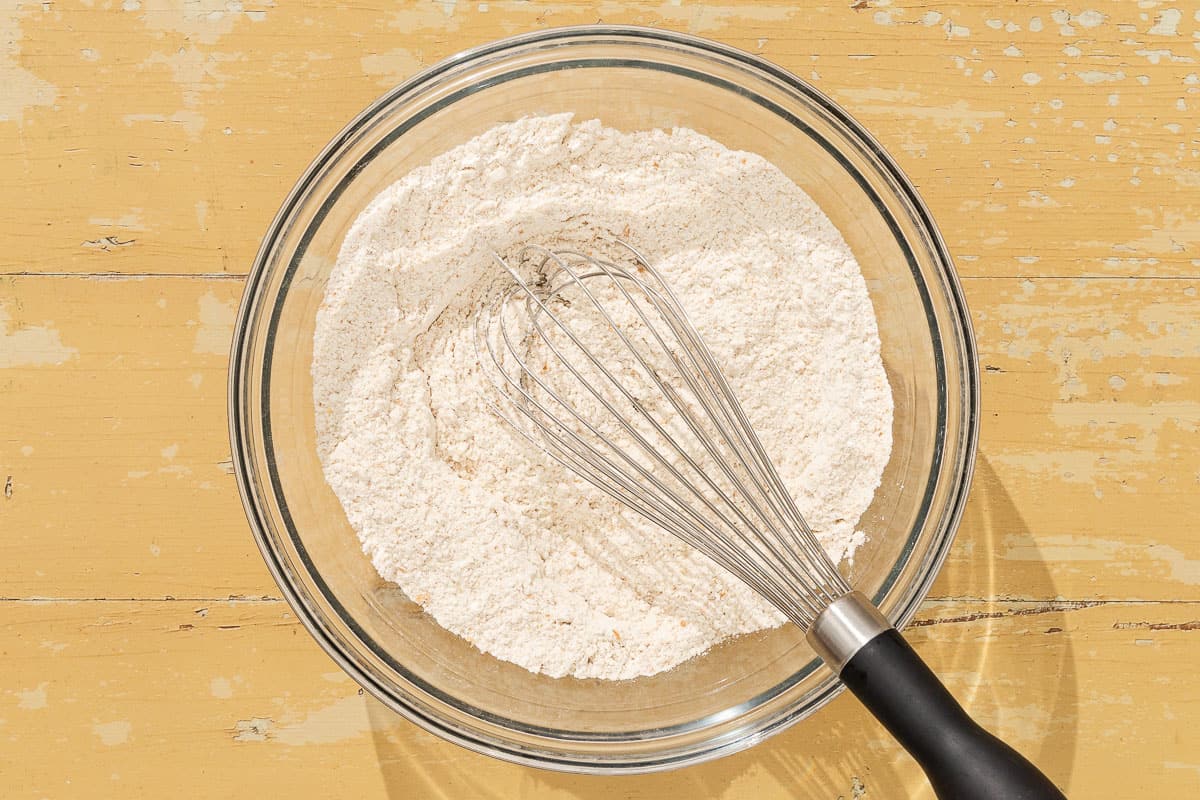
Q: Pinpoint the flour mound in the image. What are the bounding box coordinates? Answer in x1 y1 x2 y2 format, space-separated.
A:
312 115 893 680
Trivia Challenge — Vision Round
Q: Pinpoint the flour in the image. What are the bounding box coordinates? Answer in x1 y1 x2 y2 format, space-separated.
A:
312 115 893 680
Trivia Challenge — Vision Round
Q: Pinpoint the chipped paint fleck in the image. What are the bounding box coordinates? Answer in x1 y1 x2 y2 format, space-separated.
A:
1077 69 1127 84
361 48 423 84
88 211 146 232
836 87 1003 130
1051 8 1076 35
193 291 235 355
92 720 131 746
234 717 272 742
16 683 48 710
0 308 78 368
272 696 379 746
1149 7 1182 36
122 110 206 140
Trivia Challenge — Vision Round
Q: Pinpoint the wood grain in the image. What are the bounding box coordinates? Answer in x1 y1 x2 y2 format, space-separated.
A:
1 599 1196 798
5 2 1199 279
2 0 1198 797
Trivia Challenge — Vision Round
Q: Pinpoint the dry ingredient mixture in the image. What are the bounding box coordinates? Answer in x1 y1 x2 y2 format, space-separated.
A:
312 114 893 680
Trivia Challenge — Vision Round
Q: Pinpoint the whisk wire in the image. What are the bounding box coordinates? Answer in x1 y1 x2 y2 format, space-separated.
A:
479 297 813 620
533 249 843 606
595 247 846 594
620 246 849 593
475 244 852 627
528 253 843 614
493 257 828 616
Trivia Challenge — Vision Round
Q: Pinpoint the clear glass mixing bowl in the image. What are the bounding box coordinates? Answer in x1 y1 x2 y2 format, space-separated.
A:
229 26 979 773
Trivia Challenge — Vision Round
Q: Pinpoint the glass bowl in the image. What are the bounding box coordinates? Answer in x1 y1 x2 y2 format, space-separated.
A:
229 26 978 773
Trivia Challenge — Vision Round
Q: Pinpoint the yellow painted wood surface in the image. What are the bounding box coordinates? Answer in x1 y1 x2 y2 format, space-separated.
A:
1 1 1198 797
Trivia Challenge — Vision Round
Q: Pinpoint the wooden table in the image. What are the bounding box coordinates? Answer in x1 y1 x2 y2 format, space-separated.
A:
3 2 1197 796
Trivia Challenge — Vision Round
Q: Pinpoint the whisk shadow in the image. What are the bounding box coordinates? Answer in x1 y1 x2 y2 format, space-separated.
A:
361 455 1078 798
749 454 1078 798
920 453 1079 793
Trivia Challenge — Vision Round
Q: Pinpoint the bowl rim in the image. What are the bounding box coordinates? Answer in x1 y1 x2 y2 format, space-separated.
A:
229 23 980 773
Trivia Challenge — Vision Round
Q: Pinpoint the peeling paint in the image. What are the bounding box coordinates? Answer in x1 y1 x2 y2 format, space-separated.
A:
82 236 135 252
0 308 78 369
1077 69 1127 84
1002 535 1200 586
835 87 1003 129
1051 8 1076 35
122 110 206 140
272 696 379 746
144 45 232 95
88 211 146 232
0 8 58 124
135 0 248 44
1145 543 1200 585
193 291 235 355
15 683 48 710
233 717 272 742
1149 8 1182 37
92 720 131 746
361 48 423 84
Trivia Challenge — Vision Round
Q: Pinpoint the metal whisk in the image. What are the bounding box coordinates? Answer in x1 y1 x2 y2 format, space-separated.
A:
475 242 1065 800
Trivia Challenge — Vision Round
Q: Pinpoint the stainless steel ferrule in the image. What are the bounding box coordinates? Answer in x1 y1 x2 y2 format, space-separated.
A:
805 591 893 673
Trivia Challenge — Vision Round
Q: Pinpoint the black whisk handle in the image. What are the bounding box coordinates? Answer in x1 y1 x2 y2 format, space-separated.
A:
839 629 1066 800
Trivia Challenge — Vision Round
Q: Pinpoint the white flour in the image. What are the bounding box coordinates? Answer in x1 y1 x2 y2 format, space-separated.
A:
312 115 893 680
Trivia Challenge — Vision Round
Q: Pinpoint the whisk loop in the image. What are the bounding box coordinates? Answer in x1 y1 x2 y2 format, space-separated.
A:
474 242 849 629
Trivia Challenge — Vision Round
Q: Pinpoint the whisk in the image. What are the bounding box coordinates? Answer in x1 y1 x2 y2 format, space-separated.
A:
475 242 1065 800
